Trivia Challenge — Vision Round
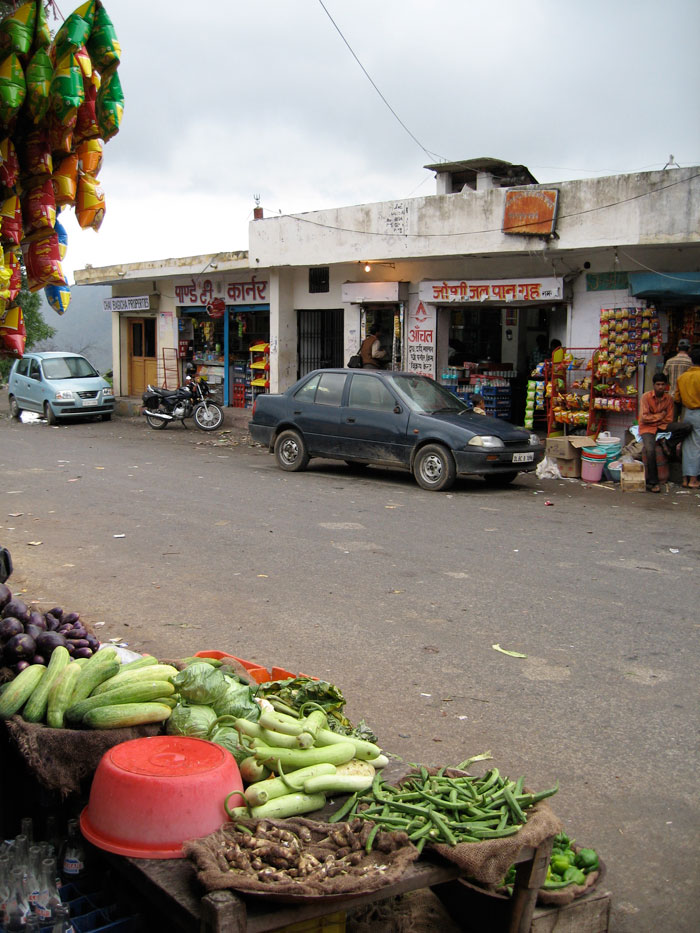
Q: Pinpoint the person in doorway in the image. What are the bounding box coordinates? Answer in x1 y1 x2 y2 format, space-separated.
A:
470 394 486 415
360 327 387 369
549 339 564 363
639 372 689 492
528 334 549 373
673 346 700 488
663 338 692 396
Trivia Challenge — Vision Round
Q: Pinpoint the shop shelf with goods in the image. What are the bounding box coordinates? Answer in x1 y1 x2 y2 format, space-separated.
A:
188 314 226 404
456 364 516 413
249 342 270 408
545 349 602 437
523 369 547 432
594 305 660 433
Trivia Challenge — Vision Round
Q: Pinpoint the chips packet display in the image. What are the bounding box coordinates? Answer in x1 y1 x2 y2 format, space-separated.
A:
18 127 52 179
77 137 103 175
53 1 95 59
0 136 19 189
87 3 121 71
76 172 105 230
55 214 68 259
45 282 71 314
0 53 27 125
25 47 53 124
6 245 21 300
76 71 100 141
50 50 85 125
22 230 67 291
52 152 79 206
0 1 36 57
22 177 56 239
0 193 22 245
95 65 122 140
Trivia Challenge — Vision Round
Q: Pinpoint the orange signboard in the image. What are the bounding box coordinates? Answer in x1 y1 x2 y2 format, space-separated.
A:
503 189 559 236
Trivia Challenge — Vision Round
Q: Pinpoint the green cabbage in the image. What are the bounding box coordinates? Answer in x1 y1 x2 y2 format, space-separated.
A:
208 724 249 764
171 663 231 706
212 679 260 722
166 702 218 738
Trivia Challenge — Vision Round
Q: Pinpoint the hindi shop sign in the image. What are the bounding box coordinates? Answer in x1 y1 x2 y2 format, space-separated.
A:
103 295 151 312
406 300 436 377
174 276 268 306
503 189 559 236
418 277 563 304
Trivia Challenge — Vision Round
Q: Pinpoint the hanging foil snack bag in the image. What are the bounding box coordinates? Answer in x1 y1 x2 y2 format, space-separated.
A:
44 282 71 315
22 177 57 239
87 3 121 71
0 1 37 57
96 65 123 140
76 172 105 230
52 153 79 207
25 48 53 124
53 1 95 59
22 231 67 291
0 53 26 125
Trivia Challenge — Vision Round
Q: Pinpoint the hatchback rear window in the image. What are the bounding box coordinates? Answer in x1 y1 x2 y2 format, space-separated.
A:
42 356 99 379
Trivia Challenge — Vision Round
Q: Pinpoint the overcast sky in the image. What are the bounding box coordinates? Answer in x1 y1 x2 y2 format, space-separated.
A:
58 0 700 283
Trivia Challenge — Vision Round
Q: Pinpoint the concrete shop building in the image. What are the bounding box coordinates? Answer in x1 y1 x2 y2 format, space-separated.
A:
76 158 700 424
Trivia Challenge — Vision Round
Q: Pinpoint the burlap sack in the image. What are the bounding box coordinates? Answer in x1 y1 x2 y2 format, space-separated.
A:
4 715 162 797
184 816 420 901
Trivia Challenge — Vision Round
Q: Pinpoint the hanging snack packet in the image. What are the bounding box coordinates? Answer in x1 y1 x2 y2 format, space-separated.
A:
22 177 57 239
0 136 20 189
22 230 67 291
48 110 76 157
0 304 26 358
55 214 69 259
95 65 123 140
53 1 95 59
76 172 105 230
52 152 79 206
77 137 103 175
0 253 11 302
0 1 37 57
18 127 53 180
45 282 72 314
76 71 100 141
87 3 121 71
0 193 22 245
50 50 85 125
0 53 27 125
25 47 53 124
6 246 21 300
35 0 52 49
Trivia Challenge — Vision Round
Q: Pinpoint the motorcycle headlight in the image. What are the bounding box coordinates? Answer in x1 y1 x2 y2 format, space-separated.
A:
468 435 505 449
54 390 74 401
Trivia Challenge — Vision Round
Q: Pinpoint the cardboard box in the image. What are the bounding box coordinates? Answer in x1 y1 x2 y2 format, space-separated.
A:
557 455 581 478
546 436 598 460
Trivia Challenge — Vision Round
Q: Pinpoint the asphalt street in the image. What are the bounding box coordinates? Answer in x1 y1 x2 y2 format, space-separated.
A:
1 399 698 931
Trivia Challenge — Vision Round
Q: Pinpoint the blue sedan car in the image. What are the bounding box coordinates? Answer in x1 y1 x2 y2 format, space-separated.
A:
249 369 544 491
8 351 114 424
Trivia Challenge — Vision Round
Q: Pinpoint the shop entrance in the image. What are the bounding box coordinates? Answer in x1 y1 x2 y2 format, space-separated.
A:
297 309 344 377
362 303 402 369
128 318 157 395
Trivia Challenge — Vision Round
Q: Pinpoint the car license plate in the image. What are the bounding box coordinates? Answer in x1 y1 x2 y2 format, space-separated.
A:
512 452 534 463
82 399 99 407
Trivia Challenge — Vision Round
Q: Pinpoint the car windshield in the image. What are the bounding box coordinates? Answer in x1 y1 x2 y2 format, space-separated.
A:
42 356 99 379
386 374 469 414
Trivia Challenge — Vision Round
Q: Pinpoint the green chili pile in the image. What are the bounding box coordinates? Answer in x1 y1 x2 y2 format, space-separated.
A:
330 766 558 854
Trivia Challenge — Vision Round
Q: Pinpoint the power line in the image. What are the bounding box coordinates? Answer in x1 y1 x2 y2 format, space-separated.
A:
317 0 446 163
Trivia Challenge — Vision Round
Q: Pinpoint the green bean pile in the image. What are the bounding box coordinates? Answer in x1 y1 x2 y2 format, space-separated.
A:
330 766 558 853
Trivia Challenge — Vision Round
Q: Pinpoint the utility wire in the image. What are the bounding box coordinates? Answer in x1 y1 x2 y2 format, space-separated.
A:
317 0 446 163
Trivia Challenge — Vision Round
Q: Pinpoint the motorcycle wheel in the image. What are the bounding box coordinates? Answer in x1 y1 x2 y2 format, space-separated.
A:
145 411 169 430
194 401 223 431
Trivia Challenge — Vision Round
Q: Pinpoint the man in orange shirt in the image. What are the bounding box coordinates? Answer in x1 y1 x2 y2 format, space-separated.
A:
639 372 689 492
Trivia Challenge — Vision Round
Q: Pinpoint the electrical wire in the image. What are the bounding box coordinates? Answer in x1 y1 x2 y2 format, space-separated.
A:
264 170 700 239
617 250 700 283
317 0 446 163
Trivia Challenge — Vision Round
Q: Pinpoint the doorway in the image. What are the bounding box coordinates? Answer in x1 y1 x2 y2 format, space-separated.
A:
128 318 157 395
297 309 344 378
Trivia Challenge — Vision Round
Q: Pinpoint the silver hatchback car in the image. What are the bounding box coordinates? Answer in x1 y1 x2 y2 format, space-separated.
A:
8 351 114 424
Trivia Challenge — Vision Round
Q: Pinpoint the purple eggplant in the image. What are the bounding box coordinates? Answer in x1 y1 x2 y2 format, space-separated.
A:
27 611 47 631
57 623 73 634
15 660 30 672
4 633 37 663
24 623 44 643
0 616 23 642
44 613 59 631
64 624 88 640
62 612 80 626
0 583 11 610
36 631 68 657
47 607 63 621
68 638 90 649
2 599 29 623
32 655 46 666
85 634 100 651
73 647 93 659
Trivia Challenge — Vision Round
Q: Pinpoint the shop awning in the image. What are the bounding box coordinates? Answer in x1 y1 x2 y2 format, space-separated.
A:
628 271 700 302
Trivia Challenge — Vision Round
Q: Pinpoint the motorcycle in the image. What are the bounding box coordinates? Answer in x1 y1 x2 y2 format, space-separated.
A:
142 371 224 432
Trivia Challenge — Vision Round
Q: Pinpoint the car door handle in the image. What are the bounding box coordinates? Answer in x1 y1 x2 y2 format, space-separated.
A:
346 418 356 423
293 410 301 414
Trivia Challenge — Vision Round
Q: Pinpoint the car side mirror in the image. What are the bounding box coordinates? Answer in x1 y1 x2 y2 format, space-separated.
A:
393 405 402 414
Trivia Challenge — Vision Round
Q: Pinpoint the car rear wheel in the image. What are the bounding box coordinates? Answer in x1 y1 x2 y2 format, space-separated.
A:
43 402 58 426
274 429 309 472
413 444 456 491
8 396 21 419
483 471 518 486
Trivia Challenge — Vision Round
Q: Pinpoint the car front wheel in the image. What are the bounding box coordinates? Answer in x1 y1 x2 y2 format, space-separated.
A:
274 429 309 472
413 444 456 491
44 402 58 426
9 396 21 419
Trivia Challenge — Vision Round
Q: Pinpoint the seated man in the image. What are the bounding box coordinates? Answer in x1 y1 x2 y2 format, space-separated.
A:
639 372 690 492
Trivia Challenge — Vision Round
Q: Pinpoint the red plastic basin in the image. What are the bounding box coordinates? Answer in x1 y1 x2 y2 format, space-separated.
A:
80 735 243 859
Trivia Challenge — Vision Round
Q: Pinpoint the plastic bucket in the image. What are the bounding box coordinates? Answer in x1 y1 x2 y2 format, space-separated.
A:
581 457 605 482
582 446 607 460
596 432 621 446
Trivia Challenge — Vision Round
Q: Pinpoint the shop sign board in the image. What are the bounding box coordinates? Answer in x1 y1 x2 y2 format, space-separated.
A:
174 276 268 306
418 277 563 304
503 189 559 236
341 281 403 303
406 300 435 377
103 295 151 312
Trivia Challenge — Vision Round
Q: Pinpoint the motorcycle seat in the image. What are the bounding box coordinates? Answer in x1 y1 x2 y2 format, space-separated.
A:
147 386 181 398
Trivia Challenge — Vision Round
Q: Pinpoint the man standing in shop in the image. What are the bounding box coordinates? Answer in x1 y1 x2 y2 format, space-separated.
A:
674 346 700 489
639 373 689 493
663 338 692 396
360 327 387 369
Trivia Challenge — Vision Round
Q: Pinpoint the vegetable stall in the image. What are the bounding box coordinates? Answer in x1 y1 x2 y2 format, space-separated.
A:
0 577 609 932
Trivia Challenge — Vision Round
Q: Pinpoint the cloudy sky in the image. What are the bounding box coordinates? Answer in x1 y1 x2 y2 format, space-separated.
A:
57 0 700 283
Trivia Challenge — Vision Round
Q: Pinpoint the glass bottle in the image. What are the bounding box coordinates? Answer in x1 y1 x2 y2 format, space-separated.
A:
35 857 61 924
25 845 42 910
20 818 34 845
60 820 85 883
25 914 43 932
0 853 11 924
50 904 75 933
10 834 28 879
4 865 30 927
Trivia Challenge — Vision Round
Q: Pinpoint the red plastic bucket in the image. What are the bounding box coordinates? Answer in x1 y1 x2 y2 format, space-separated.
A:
80 736 243 859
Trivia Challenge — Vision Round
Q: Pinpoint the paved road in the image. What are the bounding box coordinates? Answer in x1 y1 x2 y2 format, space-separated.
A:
1 399 698 930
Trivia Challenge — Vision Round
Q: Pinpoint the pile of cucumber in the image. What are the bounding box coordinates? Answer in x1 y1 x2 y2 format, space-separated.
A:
0 646 176 729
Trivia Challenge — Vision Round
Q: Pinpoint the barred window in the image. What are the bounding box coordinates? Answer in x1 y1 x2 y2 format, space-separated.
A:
309 266 329 293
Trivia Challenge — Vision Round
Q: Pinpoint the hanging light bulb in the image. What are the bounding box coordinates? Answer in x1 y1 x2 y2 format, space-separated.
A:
364 263 371 273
